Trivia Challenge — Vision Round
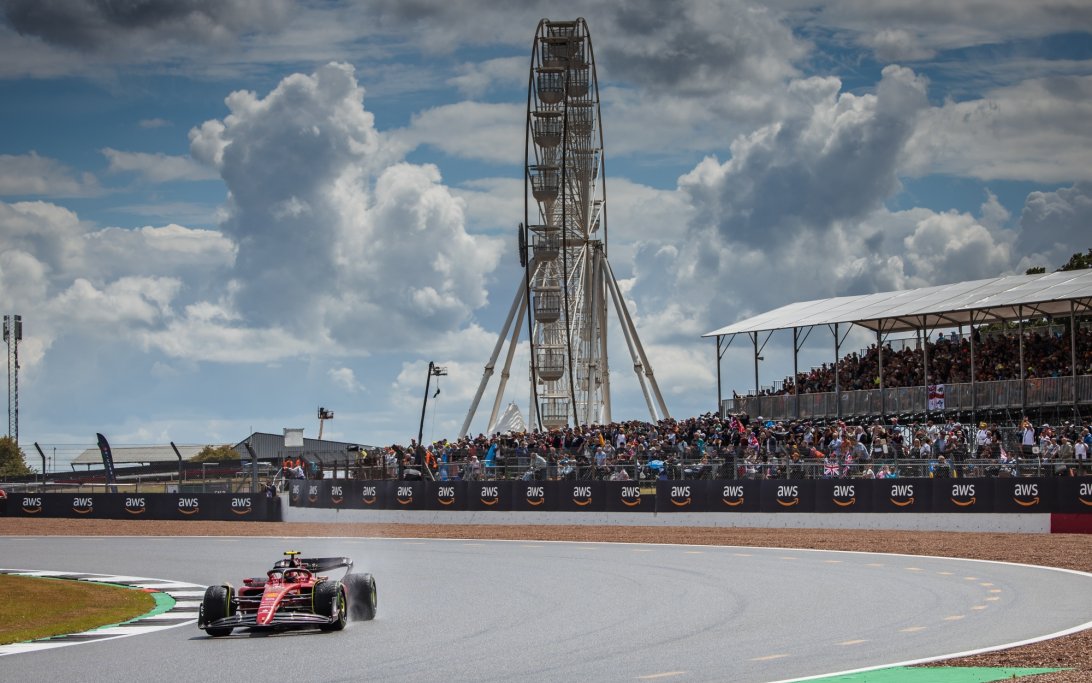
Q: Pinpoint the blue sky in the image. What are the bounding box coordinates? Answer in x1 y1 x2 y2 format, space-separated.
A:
1 1 1090 465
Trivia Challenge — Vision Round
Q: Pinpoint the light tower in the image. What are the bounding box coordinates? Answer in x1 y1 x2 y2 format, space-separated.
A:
317 406 334 440
4 314 21 443
460 19 669 436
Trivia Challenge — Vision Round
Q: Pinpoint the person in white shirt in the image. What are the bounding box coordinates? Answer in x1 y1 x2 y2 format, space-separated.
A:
1021 419 1036 456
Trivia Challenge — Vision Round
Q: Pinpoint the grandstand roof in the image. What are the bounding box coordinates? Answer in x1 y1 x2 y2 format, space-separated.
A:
703 269 1092 338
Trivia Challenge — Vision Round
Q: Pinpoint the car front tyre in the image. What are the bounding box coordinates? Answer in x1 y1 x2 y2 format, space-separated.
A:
316 580 347 631
200 585 235 637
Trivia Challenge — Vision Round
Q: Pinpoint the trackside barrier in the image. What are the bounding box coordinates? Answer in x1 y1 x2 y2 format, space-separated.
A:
286 478 1092 514
0 492 282 521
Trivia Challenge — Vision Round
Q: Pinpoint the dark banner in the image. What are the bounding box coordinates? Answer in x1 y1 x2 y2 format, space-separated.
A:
287 479 305 507
993 477 1056 513
932 479 997 513
427 481 467 511
1056 478 1092 514
815 479 874 513
872 478 933 513
389 481 426 510
465 481 511 511
655 481 709 512
556 481 605 512
5 493 280 521
355 480 387 509
759 480 816 512
283 478 1092 515
512 480 556 512
708 480 761 512
604 482 655 512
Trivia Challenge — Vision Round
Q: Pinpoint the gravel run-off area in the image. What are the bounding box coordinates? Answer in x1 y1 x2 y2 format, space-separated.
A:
2 519 1090 682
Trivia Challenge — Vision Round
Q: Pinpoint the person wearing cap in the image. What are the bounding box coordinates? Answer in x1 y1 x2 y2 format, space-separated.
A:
975 423 990 448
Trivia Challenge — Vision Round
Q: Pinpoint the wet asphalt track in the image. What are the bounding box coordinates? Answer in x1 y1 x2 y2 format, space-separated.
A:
1 535 1090 683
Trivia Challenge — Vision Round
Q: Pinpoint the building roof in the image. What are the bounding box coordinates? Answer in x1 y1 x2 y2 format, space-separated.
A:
234 432 373 465
71 444 205 466
70 432 378 468
703 269 1092 337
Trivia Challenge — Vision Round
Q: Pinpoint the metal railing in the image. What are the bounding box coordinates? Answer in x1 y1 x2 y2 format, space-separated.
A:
726 375 1092 421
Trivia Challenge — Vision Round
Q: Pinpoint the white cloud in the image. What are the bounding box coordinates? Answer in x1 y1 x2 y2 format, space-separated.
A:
0 152 100 197
328 366 363 393
903 76 1092 183
393 101 525 165
102 148 218 183
793 0 1092 61
1015 183 1092 269
181 62 504 360
448 56 527 97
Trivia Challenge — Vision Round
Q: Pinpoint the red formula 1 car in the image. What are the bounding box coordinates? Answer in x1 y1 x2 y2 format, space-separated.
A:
198 550 377 637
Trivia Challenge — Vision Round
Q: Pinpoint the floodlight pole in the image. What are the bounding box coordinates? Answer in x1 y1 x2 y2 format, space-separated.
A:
4 314 21 443
417 361 447 450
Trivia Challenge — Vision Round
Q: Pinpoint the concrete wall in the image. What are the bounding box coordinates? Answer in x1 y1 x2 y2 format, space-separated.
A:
282 502 1051 533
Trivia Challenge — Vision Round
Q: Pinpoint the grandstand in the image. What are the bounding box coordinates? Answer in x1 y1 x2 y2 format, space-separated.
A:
703 269 1092 425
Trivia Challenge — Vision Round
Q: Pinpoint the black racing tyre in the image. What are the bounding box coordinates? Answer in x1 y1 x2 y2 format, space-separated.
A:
200 585 235 637
315 580 347 631
346 573 378 621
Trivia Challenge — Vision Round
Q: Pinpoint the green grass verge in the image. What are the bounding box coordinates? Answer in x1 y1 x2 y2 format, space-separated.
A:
0 574 156 645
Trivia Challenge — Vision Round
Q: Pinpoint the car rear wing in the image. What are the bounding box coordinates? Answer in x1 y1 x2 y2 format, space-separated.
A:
274 556 353 572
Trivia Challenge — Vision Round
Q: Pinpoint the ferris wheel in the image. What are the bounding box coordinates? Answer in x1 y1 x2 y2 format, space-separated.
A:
461 18 669 435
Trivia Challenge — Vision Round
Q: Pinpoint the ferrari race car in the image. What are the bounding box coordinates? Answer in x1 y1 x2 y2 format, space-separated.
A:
198 550 377 637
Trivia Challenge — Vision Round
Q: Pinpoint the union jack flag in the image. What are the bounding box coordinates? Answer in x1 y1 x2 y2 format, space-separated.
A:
824 459 841 477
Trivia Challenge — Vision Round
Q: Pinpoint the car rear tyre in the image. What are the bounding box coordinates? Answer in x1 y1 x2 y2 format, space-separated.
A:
347 573 378 621
315 580 347 631
200 585 235 637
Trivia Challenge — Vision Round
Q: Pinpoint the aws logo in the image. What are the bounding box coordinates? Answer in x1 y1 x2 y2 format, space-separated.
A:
288 483 301 504
178 496 200 515
950 483 977 507
1079 482 1092 507
619 485 641 507
776 484 799 507
435 485 457 506
525 485 545 506
721 484 745 507
72 496 95 515
1012 483 1040 507
478 485 499 506
360 485 378 506
571 485 593 507
307 484 320 504
22 496 42 514
669 485 692 508
231 496 252 516
123 496 145 515
832 484 856 508
396 485 414 505
889 484 915 507
330 485 344 506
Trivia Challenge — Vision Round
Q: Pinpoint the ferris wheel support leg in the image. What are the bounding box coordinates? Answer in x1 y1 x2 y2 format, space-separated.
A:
603 258 657 420
604 259 670 421
459 282 527 438
486 289 529 434
591 251 612 424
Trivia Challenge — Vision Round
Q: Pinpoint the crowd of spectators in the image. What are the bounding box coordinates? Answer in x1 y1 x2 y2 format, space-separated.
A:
352 411 1091 483
758 325 1092 397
